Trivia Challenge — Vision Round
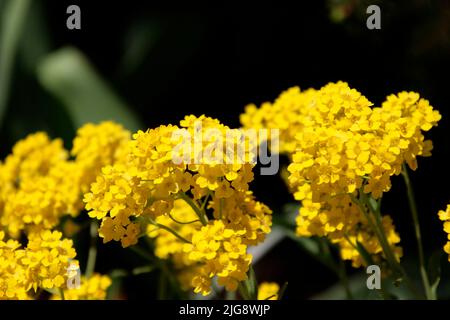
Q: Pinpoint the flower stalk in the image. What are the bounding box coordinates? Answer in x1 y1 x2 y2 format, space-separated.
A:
177 192 208 226
401 164 434 300
85 220 98 278
352 192 423 299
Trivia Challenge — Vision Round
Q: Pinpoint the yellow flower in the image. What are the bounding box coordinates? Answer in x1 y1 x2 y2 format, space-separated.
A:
0 230 78 299
438 204 450 261
257 282 279 300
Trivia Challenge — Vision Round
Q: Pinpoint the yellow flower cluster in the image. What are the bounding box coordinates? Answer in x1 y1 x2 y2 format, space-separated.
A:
52 274 112 300
85 115 272 295
0 231 29 299
0 133 80 236
0 121 130 237
71 121 130 193
0 121 127 300
241 82 440 267
184 220 252 294
438 204 450 261
22 230 77 290
241 87 317 154
257 282 279 300
0 230 77 299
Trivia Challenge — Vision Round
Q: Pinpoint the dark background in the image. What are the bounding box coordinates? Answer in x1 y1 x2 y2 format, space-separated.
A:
1 0 450 299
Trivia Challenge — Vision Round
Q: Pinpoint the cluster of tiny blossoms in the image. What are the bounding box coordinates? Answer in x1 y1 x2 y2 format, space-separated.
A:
241 81 440 267
0 121 123 300
0 133 80 236
85 115 272 295
0 230 76 299
0 121 130 236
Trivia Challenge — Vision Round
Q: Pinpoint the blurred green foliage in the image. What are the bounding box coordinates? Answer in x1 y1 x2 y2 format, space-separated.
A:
38 47 142 132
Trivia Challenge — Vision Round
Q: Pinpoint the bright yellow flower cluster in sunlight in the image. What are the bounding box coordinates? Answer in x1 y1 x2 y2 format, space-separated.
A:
0 121 126 300
51 274 112 300
241 81 440 268
257 282 279 300
71 121 131 193
185 220 252 294
0 133 81 236
0 230 76 299
0 121 131 237
0 231 29 299
241 87 318 155
438 204 450 261
84 115 272 295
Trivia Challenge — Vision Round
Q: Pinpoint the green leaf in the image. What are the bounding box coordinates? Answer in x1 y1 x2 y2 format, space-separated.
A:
238 266 258 300
0 0 31 127
18 0 51 71
247 265 258 300
37 47 142 131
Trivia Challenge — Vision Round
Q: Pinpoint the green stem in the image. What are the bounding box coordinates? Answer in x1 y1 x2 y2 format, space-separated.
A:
130 245 184 298
59 288 65 300
354 193 422 299
131 265 155 276
85 220 98 278
343 232 389 299
277 282 289 300
238 282 251 300
177 192 208 226
168 212 200 225
319 237 354 300
201 192 212 210
130 245 156 262
401 164 434 300
148 218 192 244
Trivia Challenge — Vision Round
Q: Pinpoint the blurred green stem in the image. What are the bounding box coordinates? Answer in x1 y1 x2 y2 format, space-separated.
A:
130 244 184 298
148 217 192 244
353 192 422 299
401 164 434 300
85 220 98 278
59 288 65 300
318 237 353 300
238 282 251 300
177 192 208 226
